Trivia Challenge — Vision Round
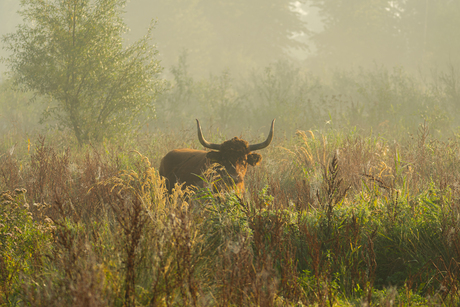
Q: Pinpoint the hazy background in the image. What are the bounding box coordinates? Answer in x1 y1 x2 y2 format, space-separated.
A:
1 0 460 140
122 0 460 76
4 0 458 76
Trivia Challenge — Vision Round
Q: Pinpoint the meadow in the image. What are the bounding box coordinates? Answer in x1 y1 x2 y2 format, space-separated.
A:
1 63 460 306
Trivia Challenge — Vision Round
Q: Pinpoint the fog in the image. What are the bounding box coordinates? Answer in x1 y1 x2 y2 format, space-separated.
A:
123 0 459 76
2 1 459 76
123 0 311 77
1 0 460 140
1 4 460 303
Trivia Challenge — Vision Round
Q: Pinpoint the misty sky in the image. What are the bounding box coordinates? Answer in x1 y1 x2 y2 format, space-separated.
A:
1 0 459 77
1 0 321 76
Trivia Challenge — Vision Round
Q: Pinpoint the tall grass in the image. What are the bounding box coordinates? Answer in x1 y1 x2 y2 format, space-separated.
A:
2 62 460 305
1 119 460 305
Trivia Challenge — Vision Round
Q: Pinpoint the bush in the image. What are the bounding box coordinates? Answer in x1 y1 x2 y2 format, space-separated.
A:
0 189 51 305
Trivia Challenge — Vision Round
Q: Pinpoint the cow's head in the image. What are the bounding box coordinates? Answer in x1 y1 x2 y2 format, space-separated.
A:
196 119 275 190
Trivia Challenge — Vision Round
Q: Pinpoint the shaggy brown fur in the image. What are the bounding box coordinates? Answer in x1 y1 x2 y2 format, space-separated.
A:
160 137 263 193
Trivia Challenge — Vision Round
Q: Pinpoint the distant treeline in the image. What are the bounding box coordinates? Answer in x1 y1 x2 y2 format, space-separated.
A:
1 59 459 140
151 57 459 139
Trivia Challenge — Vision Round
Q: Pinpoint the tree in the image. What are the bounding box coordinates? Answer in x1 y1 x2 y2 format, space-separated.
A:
399 0 460 68
2 0 163 145
308 0 405 69
307 0 460 71
0 0 21 73
124 0 308 76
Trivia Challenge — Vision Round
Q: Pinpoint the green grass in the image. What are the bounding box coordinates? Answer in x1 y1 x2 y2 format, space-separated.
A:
1 62 460 305
0 124 459 306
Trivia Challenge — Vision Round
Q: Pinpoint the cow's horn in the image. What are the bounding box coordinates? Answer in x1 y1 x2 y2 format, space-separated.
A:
196 119 221 150
248 119 275 151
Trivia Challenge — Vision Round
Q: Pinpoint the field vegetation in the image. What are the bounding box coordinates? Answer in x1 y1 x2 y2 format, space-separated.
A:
1 61 460 306
2 0 460 305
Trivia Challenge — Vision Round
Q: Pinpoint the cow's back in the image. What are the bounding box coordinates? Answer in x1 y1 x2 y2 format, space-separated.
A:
159 149 208 192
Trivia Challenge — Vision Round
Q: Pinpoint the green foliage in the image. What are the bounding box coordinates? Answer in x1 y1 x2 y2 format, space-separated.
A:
0 189 51 305
2 119 460 305
2 0 163 145
202 192 252 257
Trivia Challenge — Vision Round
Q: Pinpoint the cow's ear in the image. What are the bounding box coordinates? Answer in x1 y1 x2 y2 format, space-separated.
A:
206 151 221 163
247 153 262 166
